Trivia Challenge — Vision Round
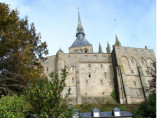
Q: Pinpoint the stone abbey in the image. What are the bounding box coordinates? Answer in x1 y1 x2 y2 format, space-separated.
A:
41 9 155 105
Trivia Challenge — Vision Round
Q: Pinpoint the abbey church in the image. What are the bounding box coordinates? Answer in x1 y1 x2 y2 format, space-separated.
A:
41 9 155 105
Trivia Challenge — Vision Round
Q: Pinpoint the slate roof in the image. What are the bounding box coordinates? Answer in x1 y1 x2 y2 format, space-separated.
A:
70 36 91 48
79 111 132 117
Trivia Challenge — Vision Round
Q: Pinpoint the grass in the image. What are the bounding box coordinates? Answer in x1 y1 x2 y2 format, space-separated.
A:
74 103 139 113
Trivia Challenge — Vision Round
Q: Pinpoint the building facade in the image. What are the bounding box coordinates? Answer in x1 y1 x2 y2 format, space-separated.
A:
41 9 156 105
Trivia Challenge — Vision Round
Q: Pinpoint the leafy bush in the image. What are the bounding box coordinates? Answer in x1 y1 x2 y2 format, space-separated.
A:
110 90 116 100
26 69 73 117
0 94 31 118
132 93 156 118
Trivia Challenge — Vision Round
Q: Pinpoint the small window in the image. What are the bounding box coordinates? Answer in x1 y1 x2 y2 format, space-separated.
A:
84 55 88 60
104 72 107 78
102 92 104 95
93 55 98 60
146 71 150 75
134 82 137 88
141 60 144 65
101 80 103 85
118 48 121 53
134 49 138 54
88 64 91 68
46 67 48 73
136 92 139 97
86 80 88 86
148 51 152 55
85 92 87 95
72 77 74 83
89 73 91 78
131 59 134 64
101 64 103 68
102 56 106 60
131 70 134 75
72 67 75 71
68 56 71 60
125 48 128 53
141 50 144 54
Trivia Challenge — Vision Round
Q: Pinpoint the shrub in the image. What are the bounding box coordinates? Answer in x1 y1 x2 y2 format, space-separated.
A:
110 90 116 100
0 94 31 118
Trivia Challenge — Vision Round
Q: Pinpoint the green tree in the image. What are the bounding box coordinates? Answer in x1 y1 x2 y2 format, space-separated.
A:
0 3 48 95
132 93 156 118
26 69 73 118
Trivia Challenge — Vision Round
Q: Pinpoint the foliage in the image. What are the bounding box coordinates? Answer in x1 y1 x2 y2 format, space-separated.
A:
110 90 116 100
148 61 156 93
0 94 31 118
132 93 156 118
0 3 48 95
26 69 73 118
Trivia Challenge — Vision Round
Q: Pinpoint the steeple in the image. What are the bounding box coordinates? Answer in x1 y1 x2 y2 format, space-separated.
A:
106 42 111 53
76 8 85 37
114 34 121 46
98 43 102 53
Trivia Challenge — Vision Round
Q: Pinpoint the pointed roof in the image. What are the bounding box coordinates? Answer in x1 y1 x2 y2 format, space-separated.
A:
115 34 121 46
70 8 91 48
57 48 63 52
76 8 85 36
106 41 111 53
70 35 91 47
98 43 102 53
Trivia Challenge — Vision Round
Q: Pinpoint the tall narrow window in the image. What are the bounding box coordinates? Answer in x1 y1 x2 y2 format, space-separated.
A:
84 55 88 60
86 80 88 86
72 67 74 71
131 59 134 64
131 70 134 75
117 48 121 53
134 82 137 88
141 59 144 65
148 51 152 55
136 92 139 97
101 64 103 68
102 56 106 61
88 64 91 68
125 48 128 53
72 77 74 83
141 50 144 54
134 49 137 54
89 73 91 78
93 55 98 60
104 72 107 78
68 56 71 60
101 80 103 85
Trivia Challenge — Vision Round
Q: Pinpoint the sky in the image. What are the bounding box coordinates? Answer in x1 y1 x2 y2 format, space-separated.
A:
0 0 156 56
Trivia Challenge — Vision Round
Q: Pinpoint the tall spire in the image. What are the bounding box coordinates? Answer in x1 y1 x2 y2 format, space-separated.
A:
98 43 102 53
76 7 85 36
106 42 111 53
114 34 121 46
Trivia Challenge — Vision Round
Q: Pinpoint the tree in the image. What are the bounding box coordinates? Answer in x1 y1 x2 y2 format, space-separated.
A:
26 69 73 117
132 62 156 118
148 61 156 93
0 3 48 95
132 93 156 118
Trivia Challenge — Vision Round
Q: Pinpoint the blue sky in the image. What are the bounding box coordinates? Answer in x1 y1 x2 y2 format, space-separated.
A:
0 0 156 56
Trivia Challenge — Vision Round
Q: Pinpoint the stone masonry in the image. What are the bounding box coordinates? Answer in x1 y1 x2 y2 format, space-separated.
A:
41 9 156 105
